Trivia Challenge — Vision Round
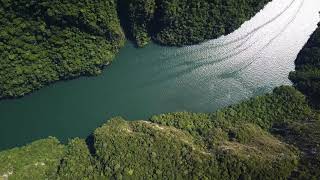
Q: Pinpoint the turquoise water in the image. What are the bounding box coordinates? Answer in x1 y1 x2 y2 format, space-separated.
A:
1 0 320 150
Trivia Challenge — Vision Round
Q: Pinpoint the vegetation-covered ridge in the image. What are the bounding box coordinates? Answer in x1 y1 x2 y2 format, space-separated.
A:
0 0 125 99
290 23 320 108
0 86 319 179
0 0 271 98
119 0 271 47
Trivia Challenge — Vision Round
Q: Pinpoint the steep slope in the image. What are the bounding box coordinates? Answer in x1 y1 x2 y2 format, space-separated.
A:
0 0 125 99
0 137 65 179
290 23 320 108
119 0 271 46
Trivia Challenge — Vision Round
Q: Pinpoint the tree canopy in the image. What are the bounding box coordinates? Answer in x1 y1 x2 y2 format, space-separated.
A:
119 0 271 47
290 23 320 108
0 0 125 99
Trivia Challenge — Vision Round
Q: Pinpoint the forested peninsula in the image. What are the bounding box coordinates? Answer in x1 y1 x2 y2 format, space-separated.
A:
0 0 271 99
290 24 320 109
1 24 320 180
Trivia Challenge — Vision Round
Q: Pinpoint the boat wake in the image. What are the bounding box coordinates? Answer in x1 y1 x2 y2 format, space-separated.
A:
145 0 305 87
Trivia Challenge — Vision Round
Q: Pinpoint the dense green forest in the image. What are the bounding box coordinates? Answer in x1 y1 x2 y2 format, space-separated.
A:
119 0 271 47
290 23 320 109
0 0 270 98
0 0 125 99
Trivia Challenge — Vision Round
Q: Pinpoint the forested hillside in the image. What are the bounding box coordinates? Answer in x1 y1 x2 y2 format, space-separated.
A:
0 0 125 99
290 23 320 108
119 0 271 46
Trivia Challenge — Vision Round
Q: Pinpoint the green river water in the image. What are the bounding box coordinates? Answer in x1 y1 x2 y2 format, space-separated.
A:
0 0 320 150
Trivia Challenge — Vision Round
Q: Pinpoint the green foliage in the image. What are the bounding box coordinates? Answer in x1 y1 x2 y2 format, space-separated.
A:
151 86 311 135
272 112 320 179
151 86 320 179
93 117 297 179
212 86 312 129
289 23 320 108
93 117 219 179
120 0 271 46
285 25 320 179
0 137 65 180
0 0 125 99
56 138 102 179
118 0 155 47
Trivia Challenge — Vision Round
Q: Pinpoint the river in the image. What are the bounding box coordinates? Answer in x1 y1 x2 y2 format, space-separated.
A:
0 0 319 150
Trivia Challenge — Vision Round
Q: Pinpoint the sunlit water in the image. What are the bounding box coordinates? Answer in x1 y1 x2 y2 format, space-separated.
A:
0 0 319 150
